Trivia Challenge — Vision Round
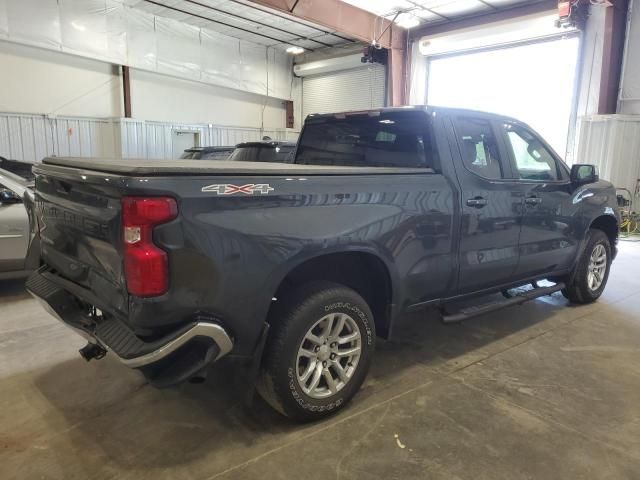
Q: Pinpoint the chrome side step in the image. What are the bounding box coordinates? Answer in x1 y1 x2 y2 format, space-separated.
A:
441 283 565 324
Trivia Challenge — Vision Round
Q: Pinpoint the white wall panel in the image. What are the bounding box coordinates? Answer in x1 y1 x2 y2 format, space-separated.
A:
0 113 115 161
60 0 109 58
619 0 640 114
5 0 61 50
126 6 156 70
0 0 294 101
129 68 287 128
0 112 295 162
0 0 8 39
155 16 201 80
116 119 290 159
0 41 123 118
0 114 52 161
576 115 640 196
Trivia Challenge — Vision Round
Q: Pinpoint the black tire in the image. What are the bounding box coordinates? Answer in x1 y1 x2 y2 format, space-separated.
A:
257 281 375 421
562 229 612 304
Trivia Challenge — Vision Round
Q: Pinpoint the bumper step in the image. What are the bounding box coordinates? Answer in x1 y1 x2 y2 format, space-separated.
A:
26 269 233 372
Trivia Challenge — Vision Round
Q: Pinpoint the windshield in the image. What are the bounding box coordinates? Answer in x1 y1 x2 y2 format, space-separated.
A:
295 111 435 168
227 146 294 163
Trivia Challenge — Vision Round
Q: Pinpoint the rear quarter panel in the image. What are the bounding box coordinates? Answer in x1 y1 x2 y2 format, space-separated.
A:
130 172 456 355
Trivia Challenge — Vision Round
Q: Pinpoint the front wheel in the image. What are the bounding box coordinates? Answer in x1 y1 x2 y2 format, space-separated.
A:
562 229 612 304
257 282 375 421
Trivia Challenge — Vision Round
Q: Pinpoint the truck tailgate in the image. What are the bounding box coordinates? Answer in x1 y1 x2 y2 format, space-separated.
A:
34 164 127 315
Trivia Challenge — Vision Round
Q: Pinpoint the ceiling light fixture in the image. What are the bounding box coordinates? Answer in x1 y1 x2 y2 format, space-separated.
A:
395 15 420 29
286 46 305 55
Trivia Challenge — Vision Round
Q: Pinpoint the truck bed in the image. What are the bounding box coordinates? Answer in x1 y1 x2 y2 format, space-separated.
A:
42 157 431 176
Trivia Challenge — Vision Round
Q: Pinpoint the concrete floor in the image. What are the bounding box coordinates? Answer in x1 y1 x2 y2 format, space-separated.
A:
2 242 640 480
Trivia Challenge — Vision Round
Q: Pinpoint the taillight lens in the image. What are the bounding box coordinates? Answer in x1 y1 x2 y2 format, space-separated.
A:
121 197 178 297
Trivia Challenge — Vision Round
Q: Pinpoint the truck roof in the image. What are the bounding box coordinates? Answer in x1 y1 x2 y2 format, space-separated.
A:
235 141 296 148
183 146 235 152
306 105 524 125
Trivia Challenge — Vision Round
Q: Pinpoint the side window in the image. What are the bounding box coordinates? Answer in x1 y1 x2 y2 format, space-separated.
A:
455 117 504 180
504 124 559 181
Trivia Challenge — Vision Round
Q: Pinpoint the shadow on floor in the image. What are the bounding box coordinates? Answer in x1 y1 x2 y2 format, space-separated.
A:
0 278 29 299
31 291 571 471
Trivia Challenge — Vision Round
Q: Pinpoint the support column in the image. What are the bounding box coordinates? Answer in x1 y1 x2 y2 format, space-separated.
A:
122 65 132 118
598 0 629 114
387 28 408 106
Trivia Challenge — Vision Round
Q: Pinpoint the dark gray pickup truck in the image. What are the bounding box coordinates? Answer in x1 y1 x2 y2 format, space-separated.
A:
27 106 619 420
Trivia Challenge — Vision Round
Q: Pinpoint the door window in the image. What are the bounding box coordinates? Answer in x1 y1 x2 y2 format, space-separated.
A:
504 124 559 181
454 117 504 180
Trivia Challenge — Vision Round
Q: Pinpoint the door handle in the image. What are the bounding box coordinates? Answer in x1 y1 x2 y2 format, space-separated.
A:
466 197 488 208
525 196 542 205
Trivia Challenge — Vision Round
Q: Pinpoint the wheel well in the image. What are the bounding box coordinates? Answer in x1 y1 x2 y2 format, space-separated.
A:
590 215 618 247
269 252 393 338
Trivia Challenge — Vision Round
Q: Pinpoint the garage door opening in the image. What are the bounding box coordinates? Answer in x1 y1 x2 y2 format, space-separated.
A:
427 36 580 156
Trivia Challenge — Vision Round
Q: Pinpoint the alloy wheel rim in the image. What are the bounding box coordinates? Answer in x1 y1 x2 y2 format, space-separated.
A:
587 243 607 291
296 312 362 399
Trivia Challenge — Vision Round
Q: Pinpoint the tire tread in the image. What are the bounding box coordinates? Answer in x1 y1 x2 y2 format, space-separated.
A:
257 281 374 421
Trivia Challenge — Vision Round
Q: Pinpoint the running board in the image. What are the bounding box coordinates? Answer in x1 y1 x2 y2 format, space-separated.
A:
440 283 565 324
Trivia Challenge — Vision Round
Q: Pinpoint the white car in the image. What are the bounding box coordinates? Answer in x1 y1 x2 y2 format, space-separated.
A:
0 167 38 279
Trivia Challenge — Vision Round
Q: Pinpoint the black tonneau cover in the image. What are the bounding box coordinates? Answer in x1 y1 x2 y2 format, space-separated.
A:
41 157 432 176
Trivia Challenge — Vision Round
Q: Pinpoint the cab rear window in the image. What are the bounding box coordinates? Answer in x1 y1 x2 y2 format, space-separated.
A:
295 111 435 168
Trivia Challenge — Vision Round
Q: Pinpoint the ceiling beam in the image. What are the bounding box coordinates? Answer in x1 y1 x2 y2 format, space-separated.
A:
409 0 557 39
242 0 404 49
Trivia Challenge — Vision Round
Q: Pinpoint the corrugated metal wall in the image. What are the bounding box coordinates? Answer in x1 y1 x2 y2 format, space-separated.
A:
116 119 292 159
576 115 640 197
0 113 115 161
302 64 386 121
0 112 297 162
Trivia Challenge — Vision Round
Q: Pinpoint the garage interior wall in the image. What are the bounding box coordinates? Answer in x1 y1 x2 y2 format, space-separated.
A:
409 3 639 170
574 1 640 196
0 1 302 161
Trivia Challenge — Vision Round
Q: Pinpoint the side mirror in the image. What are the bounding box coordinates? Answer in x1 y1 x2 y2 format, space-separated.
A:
0 188 21 204
570 164 599 185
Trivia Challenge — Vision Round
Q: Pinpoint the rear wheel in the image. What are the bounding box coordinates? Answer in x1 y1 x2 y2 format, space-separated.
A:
257 282 375 421
562 229 612 304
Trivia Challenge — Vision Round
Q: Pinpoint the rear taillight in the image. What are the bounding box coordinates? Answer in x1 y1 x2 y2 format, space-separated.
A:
121 196 178 297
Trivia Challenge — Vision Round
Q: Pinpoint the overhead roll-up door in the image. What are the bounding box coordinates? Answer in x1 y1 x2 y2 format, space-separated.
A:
302 64 386 121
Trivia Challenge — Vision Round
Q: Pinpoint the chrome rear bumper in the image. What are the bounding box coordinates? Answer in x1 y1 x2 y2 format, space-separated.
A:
26 269 234 385
119 322 232 368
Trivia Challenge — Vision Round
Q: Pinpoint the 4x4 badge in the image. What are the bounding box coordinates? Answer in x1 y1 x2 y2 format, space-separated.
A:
202 183 274 195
